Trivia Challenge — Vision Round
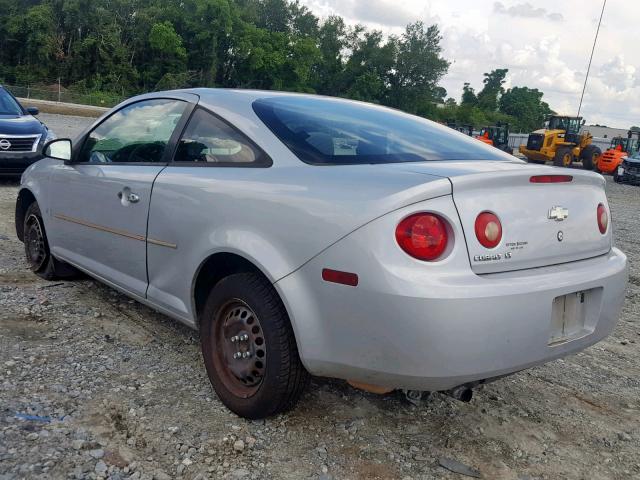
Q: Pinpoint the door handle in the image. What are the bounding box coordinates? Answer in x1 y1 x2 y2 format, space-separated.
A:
117 190 140 204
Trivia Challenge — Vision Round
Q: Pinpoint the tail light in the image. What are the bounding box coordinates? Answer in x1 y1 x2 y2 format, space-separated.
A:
395 213 449 261
597 203 608 234
530 175 573 183
475 212 502 248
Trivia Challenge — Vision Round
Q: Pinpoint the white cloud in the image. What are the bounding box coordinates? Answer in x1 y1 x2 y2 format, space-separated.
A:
493 2 564 22
299 0 638 128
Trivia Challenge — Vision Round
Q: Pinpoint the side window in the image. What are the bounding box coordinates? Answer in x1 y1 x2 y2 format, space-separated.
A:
78 99 187 164
174 108 270 166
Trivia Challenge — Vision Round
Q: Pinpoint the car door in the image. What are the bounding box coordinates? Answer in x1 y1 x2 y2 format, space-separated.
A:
145 106 273 321
47 96 194 297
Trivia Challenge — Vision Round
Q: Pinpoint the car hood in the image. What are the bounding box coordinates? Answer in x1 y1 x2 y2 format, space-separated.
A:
625 156 640 165
0 114 45 135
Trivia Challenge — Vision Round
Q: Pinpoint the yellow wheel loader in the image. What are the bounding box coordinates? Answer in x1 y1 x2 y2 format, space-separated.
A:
519 116 602 170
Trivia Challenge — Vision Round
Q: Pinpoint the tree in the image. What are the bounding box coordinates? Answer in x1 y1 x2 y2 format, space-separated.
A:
148 21 187 88
461 83 477 106
387 22 450 114
499 86 553 132
476 68 508 112
0 0 554 127
312 15 348 96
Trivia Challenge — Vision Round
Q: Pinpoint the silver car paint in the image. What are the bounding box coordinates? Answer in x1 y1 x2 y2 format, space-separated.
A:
19 89 628 391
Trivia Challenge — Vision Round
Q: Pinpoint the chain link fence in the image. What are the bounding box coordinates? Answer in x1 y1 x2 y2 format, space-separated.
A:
4 83 124 108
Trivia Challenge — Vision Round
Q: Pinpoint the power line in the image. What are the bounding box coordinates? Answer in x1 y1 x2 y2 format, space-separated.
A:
577 0 607 118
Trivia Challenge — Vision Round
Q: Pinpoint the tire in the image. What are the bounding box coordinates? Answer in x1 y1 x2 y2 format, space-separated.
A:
553 147 573 167
527 159 546 164
613 171 621 183
23 202 79 280
580 145 602 171
200 272 309 418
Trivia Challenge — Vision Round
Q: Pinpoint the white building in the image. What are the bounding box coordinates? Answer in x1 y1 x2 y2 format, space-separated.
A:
581 125 630 139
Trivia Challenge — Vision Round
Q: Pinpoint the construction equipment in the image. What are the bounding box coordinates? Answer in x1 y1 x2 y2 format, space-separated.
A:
446 121 474 137
476 123 512 153
598 130 640 174
519 115 602 170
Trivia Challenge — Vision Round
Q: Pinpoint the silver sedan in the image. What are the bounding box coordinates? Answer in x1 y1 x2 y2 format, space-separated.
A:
16 89 628 418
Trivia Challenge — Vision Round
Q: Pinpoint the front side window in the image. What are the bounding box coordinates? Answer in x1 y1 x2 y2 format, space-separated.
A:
78 99 187 163
252 96 507 165
173 108 270 166
0 88 23 116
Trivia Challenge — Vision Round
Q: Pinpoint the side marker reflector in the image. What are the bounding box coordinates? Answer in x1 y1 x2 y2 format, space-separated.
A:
322 268 358 287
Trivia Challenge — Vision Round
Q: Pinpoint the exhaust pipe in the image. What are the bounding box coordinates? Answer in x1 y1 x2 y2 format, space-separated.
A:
441 385 473 402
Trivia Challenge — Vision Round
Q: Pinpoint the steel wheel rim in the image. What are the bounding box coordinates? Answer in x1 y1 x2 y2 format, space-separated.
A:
25 214 47 271
212 299 266 398
563 153 571 166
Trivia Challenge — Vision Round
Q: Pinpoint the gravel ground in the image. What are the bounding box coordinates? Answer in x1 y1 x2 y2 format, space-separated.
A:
38 113 95 140
1 115 639 480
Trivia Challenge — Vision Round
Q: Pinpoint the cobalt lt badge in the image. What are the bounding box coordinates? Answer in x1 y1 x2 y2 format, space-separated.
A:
557 231 564 242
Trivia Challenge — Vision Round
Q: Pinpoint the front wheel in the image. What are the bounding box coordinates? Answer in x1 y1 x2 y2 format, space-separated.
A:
200 273 309 418
23 202 79 280
553 147 573 167
580 145 602 171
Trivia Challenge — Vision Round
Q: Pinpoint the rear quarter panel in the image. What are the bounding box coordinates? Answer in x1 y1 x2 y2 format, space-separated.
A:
145 164 450 324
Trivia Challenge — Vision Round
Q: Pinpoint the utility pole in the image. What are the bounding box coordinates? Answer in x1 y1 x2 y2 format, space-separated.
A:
577 0 607 118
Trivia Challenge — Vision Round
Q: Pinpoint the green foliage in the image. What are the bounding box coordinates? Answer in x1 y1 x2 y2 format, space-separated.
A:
0 0 553 133
476 68 507 112
499 86 554 132
461 83 477 107
441 70 553 132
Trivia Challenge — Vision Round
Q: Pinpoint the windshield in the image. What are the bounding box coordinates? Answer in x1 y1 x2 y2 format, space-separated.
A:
549 117 581 133
0 88 24 116
252 96 507 165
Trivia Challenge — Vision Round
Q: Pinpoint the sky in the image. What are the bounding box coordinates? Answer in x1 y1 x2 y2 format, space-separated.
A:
299 0 639 128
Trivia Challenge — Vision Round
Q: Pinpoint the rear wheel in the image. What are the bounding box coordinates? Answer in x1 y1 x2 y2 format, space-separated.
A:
553 147 573 168
200 272 309 418
580 145 602 171
23 202 79 280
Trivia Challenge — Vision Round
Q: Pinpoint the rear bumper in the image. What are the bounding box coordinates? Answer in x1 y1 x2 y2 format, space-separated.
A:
278 246 628 391
0 152 42 175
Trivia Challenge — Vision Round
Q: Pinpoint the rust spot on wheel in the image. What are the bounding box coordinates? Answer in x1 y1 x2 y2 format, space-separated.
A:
212 300 266 398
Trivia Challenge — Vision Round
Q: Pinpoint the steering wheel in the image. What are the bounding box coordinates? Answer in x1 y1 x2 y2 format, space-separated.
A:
127 142 165 163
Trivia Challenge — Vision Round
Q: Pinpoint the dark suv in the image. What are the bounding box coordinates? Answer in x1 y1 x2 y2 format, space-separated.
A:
0 86 54 176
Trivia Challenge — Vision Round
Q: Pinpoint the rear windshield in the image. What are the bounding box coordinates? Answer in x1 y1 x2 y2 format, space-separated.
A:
0 88 24 116
252 96 507 165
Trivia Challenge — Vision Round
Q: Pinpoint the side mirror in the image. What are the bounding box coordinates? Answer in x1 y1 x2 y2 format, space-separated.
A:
44 139 72 161
26 107 40 116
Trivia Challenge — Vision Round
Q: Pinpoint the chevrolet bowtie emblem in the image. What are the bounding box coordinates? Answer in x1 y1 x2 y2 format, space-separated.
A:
548 206 569 221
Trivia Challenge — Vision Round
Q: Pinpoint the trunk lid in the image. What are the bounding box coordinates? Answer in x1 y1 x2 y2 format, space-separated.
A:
391 161 611 274
448 165 611 274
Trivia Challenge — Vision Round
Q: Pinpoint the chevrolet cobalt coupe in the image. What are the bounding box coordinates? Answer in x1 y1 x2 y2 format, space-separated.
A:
0 85 54 175
16 90 628 418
